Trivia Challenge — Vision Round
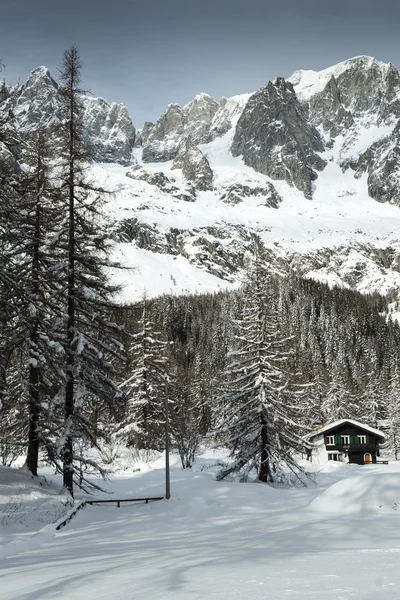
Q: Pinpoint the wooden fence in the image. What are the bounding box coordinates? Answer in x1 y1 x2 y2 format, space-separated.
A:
86 497 164 508
55 496 164 531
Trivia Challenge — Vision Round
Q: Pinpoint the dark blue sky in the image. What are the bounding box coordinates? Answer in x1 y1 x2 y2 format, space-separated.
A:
2 0 399 126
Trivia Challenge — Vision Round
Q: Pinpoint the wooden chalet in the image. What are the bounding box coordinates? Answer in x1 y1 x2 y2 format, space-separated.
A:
307 419 385 465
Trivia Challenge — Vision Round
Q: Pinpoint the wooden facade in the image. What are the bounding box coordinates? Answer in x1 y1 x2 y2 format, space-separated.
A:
308 420 385 465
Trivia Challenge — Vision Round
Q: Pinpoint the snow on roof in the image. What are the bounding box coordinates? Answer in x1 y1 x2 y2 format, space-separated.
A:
307 419 385 440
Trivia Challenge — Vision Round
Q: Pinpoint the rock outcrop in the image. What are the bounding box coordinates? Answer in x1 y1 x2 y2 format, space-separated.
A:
142 104 185 162
82 97 135 164
183 93 219 142
219 182 281 208
126 165 196 201
141 93 250 162
231 77 326 199
171 139 213 191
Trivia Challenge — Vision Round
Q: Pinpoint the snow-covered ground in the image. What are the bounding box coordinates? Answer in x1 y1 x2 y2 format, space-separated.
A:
2 452 400 599
0 466 73 560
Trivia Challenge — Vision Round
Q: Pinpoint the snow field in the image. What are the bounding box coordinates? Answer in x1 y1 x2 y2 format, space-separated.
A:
92 95 400 303
2 455 400 599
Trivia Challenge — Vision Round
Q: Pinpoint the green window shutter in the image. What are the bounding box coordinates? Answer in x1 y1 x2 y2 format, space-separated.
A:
335 435 341 444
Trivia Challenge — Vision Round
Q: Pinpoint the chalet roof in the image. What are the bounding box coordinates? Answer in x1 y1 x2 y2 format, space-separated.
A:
307 419 385 440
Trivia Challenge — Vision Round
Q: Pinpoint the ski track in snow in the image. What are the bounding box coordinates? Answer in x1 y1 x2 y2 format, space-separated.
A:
2 455 400 599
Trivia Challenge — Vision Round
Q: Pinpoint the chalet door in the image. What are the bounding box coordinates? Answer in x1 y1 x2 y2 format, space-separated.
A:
364 453 372 464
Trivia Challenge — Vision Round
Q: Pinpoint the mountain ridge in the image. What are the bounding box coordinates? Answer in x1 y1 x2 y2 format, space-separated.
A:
3 55 400 303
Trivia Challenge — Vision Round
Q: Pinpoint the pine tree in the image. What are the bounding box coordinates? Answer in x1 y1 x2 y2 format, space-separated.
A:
0 106 23 409
0 106 69 477
213 238 305 483
17 132 66 475
56 46 124 496
117 298 169 452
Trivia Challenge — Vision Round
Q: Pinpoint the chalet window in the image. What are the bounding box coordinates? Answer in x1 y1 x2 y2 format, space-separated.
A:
328 453 343 461
358 435 367 444
341 435 350 445
326 435 335 445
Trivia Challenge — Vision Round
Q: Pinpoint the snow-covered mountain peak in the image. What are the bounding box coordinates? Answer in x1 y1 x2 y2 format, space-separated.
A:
106 54 400 301
6 56 400 302
0 66 136 164
28 65 55 82
141 91 250 163
183 92 216 107
289 55 392 101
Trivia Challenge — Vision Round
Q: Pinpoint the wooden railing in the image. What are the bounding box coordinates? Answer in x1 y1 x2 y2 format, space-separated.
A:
86 497 164 508
55 496 164 531
56 500 86 530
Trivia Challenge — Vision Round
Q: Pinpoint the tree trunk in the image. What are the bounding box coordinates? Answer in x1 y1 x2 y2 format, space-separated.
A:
259 420 269 482
27 365 40 475
27 158 42 476
63 61 76 498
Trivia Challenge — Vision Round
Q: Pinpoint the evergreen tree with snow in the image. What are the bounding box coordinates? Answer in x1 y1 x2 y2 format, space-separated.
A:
13 132 66 475
0 106 23 408
0 109 67 475
55 46 124 495
117 297 170 452
213 237 305 483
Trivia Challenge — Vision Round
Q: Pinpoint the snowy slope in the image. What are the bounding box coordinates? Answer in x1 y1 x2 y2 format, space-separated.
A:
2 456 400 599
97 117 400 301
288 55 392 101
5 56 400 301
0 466 72 553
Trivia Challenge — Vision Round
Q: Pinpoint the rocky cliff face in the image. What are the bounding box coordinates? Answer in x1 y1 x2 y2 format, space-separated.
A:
141 93 250 163
289 56 400 205
231 77 326 199
171 138 213 191
0 66 136 165
81 96 135 164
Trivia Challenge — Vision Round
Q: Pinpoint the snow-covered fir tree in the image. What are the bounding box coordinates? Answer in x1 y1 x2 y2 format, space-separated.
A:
117 297 170 452
15 132 67 475
55 46 125 495
213 238 306 483
0 107 67 474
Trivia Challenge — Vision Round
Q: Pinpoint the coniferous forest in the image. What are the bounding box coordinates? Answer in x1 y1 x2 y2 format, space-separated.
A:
2 48 400 496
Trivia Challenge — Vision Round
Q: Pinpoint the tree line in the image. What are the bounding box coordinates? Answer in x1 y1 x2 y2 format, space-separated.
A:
110 238 400 481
